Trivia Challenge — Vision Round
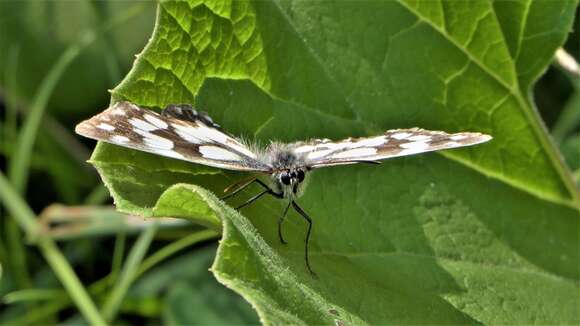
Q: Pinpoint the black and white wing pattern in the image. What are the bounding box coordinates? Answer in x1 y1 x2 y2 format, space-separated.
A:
75 101 271 172
293 128 492 168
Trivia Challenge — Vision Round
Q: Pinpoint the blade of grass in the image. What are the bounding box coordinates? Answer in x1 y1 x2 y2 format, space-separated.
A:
101 224 158 323
0 172 106 325
5 219 30 289
2 44 31 290
109 231 127 285
3 289 66 304
3 45 19 146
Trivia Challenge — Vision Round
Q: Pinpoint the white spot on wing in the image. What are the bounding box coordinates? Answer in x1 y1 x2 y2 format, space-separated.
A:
197 125 229 144
130 118 157 131
332 147 378 159
352 136 388 147
144 137 173 150
111 135 129 143
144 114 168 129
323 142 353 150
199 146 242 161
407 135 431 142
172 123 203 144
171 123 255 158
450 134 468 141
400 141 430 151
134 129 174 149
391 132 411 140
398 141 430 155
155 149 184 160
97 123 115 131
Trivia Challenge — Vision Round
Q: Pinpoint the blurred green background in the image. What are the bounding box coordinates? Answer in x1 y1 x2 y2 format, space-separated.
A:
0 1 578 324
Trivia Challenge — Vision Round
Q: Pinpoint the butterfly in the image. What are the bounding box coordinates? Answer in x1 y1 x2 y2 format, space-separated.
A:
76 101 492 276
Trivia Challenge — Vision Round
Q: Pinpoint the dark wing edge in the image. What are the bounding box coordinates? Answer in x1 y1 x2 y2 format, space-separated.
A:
75 101 272 172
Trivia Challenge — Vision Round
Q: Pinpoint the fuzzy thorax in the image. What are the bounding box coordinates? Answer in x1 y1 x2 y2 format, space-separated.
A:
262 142 310 199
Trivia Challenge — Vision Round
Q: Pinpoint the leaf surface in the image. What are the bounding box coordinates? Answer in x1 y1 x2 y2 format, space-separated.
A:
90 0 580 324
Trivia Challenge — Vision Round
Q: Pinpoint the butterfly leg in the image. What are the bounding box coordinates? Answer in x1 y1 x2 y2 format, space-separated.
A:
234 180 283 210
254 179 282 198
223 178 282 201
222 177 257 200
278 201 292 245
235 189 270 210
291 201 317 277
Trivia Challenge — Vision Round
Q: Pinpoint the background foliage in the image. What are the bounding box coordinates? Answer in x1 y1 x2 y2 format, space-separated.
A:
0 0 579 324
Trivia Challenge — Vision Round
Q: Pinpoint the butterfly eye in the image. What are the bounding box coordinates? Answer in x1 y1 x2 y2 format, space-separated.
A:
280 173 291 185
297 170 305 182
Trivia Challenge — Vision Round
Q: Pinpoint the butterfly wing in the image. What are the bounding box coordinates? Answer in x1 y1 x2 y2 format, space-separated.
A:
294 128 492 168
75 101 271 172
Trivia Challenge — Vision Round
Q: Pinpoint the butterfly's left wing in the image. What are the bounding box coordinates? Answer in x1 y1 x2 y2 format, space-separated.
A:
294 128 492 168
75 101 272 172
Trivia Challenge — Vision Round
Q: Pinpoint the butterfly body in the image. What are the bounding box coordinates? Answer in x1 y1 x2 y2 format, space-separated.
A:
262 143 310 198
76 101 492 276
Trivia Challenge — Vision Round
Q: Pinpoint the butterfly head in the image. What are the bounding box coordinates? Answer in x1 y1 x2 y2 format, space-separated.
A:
273 168 308 198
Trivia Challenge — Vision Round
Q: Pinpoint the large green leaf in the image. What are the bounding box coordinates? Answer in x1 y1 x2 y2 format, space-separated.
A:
89 0 579 324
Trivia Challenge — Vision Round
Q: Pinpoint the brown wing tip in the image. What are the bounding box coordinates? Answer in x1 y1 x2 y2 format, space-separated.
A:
480 133 493 142
74 121 88 136
75 116 100 138
74 102 130 138
466 132 493 144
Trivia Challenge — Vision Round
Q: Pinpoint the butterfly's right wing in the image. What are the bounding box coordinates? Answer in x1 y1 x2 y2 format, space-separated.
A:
294 128 492 168
75 101 272 172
